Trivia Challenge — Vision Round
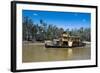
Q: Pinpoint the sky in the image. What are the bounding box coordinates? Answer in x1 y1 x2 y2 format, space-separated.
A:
22 10 91 30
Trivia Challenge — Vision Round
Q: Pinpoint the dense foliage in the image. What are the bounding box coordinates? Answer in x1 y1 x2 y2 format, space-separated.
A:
23 16 91 42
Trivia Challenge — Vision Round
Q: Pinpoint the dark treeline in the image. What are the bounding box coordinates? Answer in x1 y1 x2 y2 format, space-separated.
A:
23 16 91 42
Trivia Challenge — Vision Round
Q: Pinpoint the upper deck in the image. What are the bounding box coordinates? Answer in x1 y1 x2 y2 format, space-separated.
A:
61 33 80 42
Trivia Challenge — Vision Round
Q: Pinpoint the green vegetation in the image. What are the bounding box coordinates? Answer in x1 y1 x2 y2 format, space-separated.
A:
23 16 91 42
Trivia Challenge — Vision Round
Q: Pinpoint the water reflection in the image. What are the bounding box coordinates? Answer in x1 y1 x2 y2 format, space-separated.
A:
22 43 91 63
67 48 73 58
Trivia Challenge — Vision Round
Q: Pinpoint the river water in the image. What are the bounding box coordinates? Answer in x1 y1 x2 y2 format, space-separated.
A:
22 43 91 63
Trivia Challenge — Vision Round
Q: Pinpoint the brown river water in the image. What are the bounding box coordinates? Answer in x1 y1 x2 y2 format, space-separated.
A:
22 43 91 63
